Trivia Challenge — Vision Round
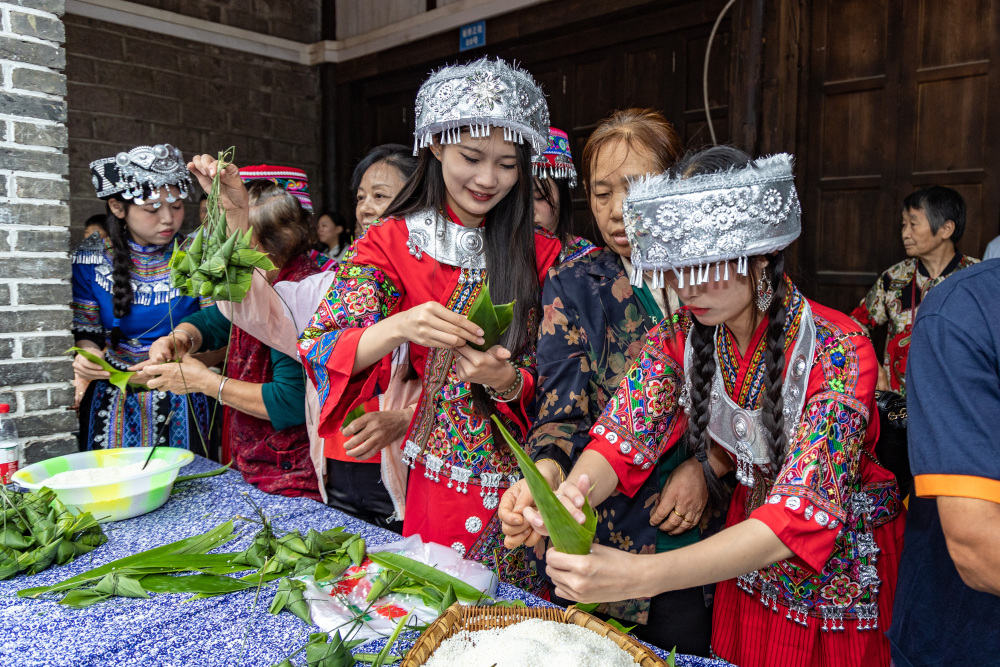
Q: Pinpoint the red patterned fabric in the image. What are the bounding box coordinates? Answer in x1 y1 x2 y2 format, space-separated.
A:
587 280 905 667
223 253 321 500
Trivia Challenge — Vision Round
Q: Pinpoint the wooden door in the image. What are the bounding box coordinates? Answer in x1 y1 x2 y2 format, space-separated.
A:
799 0 1000 314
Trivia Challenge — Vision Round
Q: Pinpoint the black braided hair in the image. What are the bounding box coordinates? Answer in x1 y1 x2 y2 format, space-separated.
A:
685 318 728 504
758 252 789 475
106 199 133 349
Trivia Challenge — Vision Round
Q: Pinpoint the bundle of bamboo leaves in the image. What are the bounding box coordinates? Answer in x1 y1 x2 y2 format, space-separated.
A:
169 148 274 303
0 486 107 580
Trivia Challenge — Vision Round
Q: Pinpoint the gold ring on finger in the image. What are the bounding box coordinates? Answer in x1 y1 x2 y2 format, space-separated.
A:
671 509 689 522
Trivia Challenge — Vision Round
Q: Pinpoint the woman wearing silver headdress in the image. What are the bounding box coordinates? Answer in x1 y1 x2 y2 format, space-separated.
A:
73 144 210 450
530 126 597 263
502 147 904 666
187 58 561 593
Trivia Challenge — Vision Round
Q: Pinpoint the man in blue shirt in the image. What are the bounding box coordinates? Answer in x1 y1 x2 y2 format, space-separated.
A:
888 259 1000 666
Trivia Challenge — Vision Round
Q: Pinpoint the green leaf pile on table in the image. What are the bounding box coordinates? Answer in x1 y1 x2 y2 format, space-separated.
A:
17 514 494 666
0 486 107 580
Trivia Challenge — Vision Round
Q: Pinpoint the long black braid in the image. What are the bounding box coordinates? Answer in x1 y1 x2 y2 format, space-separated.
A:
685 318 728 504
759 252 789 475
106 199 133 350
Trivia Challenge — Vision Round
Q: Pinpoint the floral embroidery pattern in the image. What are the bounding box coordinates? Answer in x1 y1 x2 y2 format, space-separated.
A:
298 263 402 408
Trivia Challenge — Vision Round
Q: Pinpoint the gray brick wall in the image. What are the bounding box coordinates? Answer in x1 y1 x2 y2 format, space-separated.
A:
64 12 322 241
127 0 321 44
0 0 76 462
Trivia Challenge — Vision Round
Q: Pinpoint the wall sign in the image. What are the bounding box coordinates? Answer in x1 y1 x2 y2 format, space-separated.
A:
459 20 486 52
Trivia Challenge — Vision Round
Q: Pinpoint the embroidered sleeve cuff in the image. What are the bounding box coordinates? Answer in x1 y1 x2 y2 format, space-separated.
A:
751 491 844 574
301 327 391 440
914 474 1000 504
585 427 656 498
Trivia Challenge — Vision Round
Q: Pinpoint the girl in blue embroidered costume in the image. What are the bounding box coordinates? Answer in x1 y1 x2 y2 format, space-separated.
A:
73 144 209 450
501 147 905 667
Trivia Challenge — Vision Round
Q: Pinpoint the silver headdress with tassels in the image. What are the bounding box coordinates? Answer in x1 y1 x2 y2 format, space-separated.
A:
89 143 193 205
412 57 549 156
622 153 801 289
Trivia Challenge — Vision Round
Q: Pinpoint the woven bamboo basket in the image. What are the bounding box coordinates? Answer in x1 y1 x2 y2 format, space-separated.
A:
402 603 666 666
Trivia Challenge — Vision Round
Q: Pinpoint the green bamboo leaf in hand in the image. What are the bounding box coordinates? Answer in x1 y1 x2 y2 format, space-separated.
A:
466 283 515 352
490 415 597 555
66 347 144 391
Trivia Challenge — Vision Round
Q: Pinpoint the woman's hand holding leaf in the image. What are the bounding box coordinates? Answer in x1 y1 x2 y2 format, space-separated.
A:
498 479 543 549
144 355 215 396
72 347 110 382
523 474 592 534
137 332 191 368
187 153 249 231
499 458 565 549
453 344 516 390
545 543 644 604
394 302 484 349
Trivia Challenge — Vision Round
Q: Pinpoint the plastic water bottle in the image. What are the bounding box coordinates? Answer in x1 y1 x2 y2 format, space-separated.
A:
0 404 20 484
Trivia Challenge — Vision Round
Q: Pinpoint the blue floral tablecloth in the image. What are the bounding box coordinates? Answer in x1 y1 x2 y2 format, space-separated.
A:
0 456 729 667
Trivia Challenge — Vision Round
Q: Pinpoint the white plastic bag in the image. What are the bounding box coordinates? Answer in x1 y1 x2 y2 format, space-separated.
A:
301 534 499 641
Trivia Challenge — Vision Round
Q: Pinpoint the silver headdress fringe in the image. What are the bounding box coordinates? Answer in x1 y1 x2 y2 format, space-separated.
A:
412 57 549 156
89 143 193 205
532 159 577 188
622 153 801 288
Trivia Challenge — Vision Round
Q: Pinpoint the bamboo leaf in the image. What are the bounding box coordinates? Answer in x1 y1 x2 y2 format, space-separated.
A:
365 551 488 603
366 569 393 603
341 404 367 431
59 589 108 608
436 583 457 616
346 536 366 567
490 415 596 555
173 462 231 485
66 347 143 390
605 618 637 634
19 521 235 597
269 578 311 624
467 284 515 352
94 573 149 599
372 610 413 667
304 630 355 667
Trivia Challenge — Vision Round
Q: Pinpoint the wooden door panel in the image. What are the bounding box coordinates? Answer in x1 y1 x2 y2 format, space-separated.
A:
625 46 670 111
684 118 729 150
573 57 617 129
918 0 991 68
815 284 871 316
820 90 888 177
825 0 888 81
814 188 893 276
913 75 988 172
685 33 730 112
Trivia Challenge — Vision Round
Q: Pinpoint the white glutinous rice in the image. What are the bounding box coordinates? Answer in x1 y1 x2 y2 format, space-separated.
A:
423 618 637 667
45 459 170 487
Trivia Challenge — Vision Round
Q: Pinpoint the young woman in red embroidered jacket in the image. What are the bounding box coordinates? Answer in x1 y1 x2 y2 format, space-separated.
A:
501 146 905 666
294 58 561 593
